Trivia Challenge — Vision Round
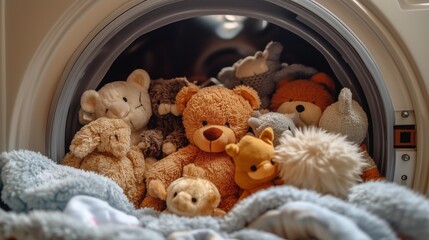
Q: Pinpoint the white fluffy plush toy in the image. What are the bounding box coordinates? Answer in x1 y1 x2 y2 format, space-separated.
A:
274 126 368 198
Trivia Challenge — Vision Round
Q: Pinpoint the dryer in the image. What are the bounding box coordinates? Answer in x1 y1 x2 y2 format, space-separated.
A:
1 0 428 195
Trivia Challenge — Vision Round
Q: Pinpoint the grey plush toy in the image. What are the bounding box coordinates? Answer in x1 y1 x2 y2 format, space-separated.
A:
248 111 298 146
217 41 318 109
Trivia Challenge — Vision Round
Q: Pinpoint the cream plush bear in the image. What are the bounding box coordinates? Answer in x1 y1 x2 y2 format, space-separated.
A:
165 164 225 217
79 69 152 145
62 117 146 208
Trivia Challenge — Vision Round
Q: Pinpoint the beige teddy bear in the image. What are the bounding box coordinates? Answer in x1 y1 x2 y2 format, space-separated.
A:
165 164 225 217
62 117 146 207
79 69 152 145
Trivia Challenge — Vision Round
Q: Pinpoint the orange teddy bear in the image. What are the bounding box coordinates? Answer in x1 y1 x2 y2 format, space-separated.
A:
270 72 336 126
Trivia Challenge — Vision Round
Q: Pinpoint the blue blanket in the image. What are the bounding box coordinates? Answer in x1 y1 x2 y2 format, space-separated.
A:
1 150 428 240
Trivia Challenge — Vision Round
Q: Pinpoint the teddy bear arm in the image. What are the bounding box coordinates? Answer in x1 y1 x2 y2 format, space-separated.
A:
61 153 83 168
126 145 146 181
138 129 164 159
212 208 226 217
146 145 199 187
162 129 189 156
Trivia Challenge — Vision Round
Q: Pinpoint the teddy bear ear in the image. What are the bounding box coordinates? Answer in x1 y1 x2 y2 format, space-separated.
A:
225 143 240 158
176 84 199 112
80 90 99 115
233 85 261 110
126 69 151 91
69 119 102 158
259 127 274 146
310 72 336 95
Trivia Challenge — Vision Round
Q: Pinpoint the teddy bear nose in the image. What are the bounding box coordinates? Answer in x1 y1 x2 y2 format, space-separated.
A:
203 127 223 141
296 105 305 113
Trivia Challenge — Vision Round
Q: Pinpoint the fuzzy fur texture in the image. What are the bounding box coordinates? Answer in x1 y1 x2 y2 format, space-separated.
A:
3 150 421 240
274 126 367 198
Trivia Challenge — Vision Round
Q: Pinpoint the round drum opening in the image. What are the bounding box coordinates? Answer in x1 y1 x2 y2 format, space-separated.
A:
49 0 394 179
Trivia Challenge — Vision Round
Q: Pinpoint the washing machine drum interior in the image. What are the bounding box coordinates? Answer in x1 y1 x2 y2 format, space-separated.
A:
50 1 391 178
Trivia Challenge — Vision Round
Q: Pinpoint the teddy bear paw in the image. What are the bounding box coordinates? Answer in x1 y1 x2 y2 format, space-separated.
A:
148 179 167 200
162 142 177 155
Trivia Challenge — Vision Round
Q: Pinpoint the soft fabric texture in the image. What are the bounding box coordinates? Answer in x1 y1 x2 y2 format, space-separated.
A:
62 117 146 207
79 69 152 145
3 150 428 239
274 126 367 198
64 195 140 226
349 181 429 240
0 150 135 213
141 85 261 212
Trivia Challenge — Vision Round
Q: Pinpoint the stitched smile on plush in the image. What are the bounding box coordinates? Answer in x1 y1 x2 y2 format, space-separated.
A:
193 125 236 153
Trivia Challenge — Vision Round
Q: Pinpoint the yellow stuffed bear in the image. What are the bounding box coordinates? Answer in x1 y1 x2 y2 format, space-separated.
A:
62 117 146 207
226 127 280 200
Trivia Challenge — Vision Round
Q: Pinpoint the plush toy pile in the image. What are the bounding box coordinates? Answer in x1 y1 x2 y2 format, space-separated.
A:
62 42 385 214
2 40 420 240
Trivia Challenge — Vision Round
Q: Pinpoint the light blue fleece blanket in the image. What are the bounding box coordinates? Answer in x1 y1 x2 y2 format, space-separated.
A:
1 150 428 240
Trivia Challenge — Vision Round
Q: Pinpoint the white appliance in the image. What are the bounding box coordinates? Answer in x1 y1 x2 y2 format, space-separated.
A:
1 0 428 195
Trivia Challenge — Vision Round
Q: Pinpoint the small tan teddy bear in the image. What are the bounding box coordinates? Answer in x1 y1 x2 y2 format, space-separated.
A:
62 117 146 207
165 164 225 217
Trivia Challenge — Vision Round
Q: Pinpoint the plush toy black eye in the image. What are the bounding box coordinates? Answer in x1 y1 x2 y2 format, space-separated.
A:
192 197 197 203
157 100 161 105
271 159 275 165
123 97 128 102
288 126 291 131
225 122 230 127
202 121 208 126
115 135 119 141
174 192 177 197
250 165 257 172
105 109 108 114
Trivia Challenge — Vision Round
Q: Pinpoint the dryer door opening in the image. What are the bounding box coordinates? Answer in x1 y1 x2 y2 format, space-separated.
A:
49 0 412 187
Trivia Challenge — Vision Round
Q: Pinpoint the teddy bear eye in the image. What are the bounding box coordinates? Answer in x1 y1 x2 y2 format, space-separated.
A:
192 197 197 203
156 100 161 105
123 97 128 102
225 122 230 127
174 192 177 197
250 165 257 171
271 159 275 165
202 121 208 126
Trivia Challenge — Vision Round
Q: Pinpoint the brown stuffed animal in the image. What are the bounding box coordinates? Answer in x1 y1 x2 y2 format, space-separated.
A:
62 117 146 207
141 84 261 212
138 77 190 160
270 72 336 126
